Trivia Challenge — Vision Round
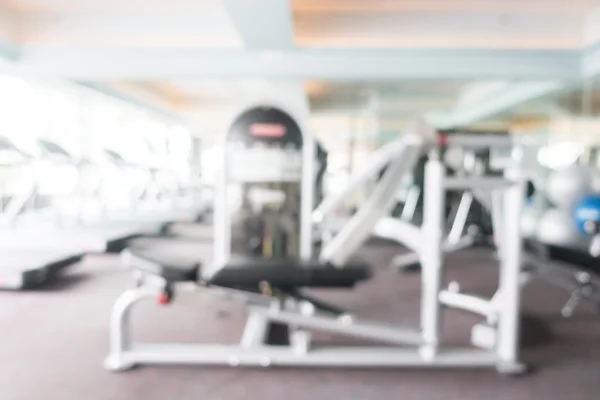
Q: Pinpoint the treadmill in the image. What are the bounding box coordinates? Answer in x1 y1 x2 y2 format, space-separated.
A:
35 139 177 252
100 147 209 230
0 136 84 289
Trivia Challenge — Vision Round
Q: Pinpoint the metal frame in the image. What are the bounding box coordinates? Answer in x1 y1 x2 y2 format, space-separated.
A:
399 185 421 222
319 137 423 266
387 135 520 271
213 102 314 266
106 126 527 374
105 273 500 370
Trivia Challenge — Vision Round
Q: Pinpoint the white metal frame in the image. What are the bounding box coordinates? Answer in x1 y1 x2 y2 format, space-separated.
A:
213 101 313 267
313 134 497 271
105 124 527 374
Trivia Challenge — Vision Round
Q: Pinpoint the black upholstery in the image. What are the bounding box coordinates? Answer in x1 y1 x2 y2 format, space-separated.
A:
125 246 371 289
209 256 371 289
306 262 373 287
524 239 600 273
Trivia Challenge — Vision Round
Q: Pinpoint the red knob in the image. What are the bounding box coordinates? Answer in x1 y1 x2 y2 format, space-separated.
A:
157 292 170 305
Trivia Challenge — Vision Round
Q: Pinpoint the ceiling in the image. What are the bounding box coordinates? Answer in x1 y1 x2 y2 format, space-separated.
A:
1 0 600 148
1 0 595 48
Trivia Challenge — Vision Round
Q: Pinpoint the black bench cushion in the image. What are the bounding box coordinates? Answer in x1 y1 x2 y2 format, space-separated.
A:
524 239 600 272
124 243 371 288
209 256 372 289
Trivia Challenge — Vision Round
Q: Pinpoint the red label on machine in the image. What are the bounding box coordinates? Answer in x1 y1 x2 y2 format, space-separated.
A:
249 123 286 138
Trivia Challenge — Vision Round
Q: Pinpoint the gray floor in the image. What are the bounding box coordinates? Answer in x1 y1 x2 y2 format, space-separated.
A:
1 242 600 400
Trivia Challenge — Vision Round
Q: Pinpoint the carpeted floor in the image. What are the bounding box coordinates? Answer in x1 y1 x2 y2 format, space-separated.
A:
1 241 600 400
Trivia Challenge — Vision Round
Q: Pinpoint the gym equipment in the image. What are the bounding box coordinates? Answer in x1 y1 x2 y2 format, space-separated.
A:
387 154 426 223
0 136 84 289
315 141 328 207
523 233 600 317
520 158 600 317
573 195 600 235
0 249 84 290
0 136 47 228
105 108 526 374
34 139 156 252
316 135 491 271
0 138 171 254
535 209 587 249
545 165 599 209
100 147 209 226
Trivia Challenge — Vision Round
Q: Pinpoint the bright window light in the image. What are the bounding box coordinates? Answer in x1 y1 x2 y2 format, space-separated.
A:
0 72 192 210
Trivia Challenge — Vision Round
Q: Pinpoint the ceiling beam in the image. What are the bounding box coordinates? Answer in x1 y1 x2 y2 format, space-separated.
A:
14 47 580 81
429 81 564 129
294 0 591 15
222 0 294 48
221 0 308 119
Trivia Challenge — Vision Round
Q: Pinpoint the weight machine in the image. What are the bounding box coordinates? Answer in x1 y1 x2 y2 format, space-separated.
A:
313 135 493 270
106 108 527 374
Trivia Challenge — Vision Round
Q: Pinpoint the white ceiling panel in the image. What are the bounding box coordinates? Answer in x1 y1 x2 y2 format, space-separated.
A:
292 0 597 15
19 11 242 47
294 12 583 49
1 0 598 141
3 0 224 13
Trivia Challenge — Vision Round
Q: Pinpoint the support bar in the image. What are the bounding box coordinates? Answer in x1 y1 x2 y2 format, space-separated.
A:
252 307 423 346
440 134 513 149
391 235 475 270
419 155 445 360
108 345 500 368
373 217 422 252
241 313 271 348
447 192 473 244
445 177 513 190
400 186 421 222
320 136 423 266
313 139 409 222
496 149 525 368
439 290 496 319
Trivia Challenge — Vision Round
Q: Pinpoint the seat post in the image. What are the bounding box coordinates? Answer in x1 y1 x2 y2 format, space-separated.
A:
496 147 525 371
419 149 445 360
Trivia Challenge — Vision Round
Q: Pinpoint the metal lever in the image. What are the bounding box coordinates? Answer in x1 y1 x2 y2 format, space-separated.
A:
561 272 592 318
561 290 582 318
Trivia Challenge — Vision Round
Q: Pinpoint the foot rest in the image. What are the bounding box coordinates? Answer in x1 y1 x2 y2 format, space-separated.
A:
209 256 372 289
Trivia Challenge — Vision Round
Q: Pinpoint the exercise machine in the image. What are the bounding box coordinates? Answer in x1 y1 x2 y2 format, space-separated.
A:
98 147 208 226
0 136 84 289
105 109 526 374
520 164 600 317
312 134 486 269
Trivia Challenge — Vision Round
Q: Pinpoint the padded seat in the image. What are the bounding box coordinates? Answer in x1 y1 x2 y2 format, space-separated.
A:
124 245 371 289
209 256 372 289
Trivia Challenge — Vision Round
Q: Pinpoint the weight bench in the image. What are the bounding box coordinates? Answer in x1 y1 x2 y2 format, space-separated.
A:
524 239 600 317
122 247 372 289
106 245 382 371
